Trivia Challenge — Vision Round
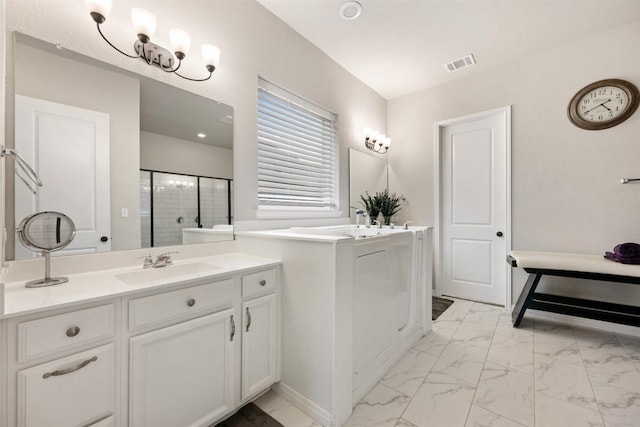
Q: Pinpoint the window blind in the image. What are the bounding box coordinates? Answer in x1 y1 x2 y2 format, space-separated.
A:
257 79 339 212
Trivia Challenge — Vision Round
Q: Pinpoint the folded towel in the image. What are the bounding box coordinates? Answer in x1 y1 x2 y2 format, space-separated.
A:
613 242 640 257
604 249 640 265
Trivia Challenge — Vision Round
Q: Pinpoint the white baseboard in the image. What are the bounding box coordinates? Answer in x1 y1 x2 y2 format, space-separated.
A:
272 382 334 427
526 309 640 338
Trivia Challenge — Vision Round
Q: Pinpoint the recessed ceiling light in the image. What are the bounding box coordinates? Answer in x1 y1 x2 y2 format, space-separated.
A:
197 133 206 138
339 1 362 20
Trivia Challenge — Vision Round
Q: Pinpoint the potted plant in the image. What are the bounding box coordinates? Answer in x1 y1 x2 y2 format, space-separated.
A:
360 191 380 222
377 189 403 225
360 189 404 225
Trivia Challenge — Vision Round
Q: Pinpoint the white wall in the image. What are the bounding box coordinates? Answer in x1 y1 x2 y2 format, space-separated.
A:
388 21 640 305
140 131 232 179
2 0 387 241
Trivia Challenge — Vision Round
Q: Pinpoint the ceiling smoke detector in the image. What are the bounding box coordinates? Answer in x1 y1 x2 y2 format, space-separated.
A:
444 54 476 72
339 1 362 20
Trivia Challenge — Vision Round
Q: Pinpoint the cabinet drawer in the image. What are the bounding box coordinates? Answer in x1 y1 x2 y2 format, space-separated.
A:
129 279 234 331
17 344 115 427
241 268 276 299
17 304 115 363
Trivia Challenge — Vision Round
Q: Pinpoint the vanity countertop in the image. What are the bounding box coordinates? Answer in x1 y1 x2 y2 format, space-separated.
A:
0 252 281 319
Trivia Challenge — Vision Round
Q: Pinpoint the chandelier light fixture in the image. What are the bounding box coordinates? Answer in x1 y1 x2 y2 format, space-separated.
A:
363 128 391 154
84 0 220 82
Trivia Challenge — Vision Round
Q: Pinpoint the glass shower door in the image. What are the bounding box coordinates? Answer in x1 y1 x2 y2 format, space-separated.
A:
151 172 199 247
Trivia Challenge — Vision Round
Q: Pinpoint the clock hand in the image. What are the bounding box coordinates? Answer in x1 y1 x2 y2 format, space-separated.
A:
585 99 612 114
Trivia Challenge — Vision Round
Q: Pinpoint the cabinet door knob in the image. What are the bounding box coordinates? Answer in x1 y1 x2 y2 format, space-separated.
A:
187 298 196 307
66 326 80 337
259 279 267 286
496 231 504 237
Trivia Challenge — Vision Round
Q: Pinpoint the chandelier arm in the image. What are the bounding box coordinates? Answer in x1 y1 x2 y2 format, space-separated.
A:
96 23 139 59
173 70 214 82
140 43 154 65
157 56 182 73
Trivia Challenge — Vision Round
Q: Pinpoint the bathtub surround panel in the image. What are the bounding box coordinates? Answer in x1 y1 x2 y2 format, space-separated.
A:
236 226 432 425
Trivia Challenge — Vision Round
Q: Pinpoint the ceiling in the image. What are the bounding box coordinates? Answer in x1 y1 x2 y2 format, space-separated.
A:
257 0 640 100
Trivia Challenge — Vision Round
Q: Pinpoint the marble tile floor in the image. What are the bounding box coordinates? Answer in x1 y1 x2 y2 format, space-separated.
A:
255 298 640 427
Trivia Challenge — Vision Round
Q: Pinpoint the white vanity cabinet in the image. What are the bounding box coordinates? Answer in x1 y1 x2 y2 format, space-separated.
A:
4 301 120 427
0 258 280 427
129 309 236 427
240 268 278 400
124 267 279 427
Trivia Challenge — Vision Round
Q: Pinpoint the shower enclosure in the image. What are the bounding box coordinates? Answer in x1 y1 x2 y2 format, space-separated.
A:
140 170 233 248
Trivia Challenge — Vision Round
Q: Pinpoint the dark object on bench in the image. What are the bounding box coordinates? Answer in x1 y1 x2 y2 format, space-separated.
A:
508 252 640 328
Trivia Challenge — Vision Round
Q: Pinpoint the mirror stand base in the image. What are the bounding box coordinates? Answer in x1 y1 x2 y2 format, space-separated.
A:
25 277 69 288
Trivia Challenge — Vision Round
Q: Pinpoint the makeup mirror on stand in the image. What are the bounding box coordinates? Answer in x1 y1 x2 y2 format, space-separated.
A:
16 211 76 287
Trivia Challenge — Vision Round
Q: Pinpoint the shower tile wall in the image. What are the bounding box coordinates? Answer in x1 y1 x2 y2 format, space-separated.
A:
153 173 199 247
140 171 233 248
140 171 151 248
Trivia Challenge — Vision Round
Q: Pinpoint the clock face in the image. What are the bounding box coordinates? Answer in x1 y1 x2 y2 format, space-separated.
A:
568 79 639 130
576 86 629 123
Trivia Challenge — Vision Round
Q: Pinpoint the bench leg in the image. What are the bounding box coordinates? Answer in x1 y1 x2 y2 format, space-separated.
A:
512 272 542 327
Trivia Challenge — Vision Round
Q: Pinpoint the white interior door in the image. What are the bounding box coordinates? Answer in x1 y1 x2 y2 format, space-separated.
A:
15 95 111 258
439 107 510 306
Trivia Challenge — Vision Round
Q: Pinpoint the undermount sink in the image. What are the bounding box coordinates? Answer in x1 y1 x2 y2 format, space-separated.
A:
116 262 221 285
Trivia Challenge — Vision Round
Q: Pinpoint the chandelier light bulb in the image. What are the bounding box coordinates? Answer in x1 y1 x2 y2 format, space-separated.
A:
170 29 191 59
201 44 221 71
131 8 157 43
85 0 113 23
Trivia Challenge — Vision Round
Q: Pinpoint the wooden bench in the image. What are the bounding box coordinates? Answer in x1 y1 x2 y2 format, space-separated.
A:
508 251 640 327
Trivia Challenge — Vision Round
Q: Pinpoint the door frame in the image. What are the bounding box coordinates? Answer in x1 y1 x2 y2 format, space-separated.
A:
434 106 512 308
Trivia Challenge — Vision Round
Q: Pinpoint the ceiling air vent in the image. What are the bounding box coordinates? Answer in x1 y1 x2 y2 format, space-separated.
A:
444 54 476 73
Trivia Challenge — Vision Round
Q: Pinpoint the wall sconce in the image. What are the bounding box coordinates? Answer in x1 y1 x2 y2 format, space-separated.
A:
84 0 220 82
363 128 391 154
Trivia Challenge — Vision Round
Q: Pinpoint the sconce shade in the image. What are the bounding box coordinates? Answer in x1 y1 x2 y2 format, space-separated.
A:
201 44 221 68
131 8 157 41
85 0 112 22
363 127 391 154
170 29 191 58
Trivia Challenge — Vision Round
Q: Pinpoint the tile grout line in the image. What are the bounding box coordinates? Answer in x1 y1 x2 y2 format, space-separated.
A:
572 323 608 427
462 305 503 427
393 301 471 426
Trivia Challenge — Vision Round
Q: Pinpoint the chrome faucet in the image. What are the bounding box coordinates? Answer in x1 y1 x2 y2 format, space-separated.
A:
141 254 153 269
153 252 178 268
403 221 413 230
373 219 382 229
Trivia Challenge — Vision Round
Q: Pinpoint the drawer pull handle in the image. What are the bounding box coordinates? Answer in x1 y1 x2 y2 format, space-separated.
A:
259 279 267 286
246 307 252 332
187 298 196 307
66 326 81 337
230 315 236 341
42 356 98 379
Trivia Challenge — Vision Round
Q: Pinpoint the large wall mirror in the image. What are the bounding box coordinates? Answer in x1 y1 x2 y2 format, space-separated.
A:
6 33 234 261
348 148 388 220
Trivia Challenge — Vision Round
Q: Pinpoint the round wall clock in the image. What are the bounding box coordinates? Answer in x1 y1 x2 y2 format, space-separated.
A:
567 79 639 130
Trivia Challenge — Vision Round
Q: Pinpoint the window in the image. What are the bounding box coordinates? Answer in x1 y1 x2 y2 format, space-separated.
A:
257 78 339 216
